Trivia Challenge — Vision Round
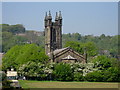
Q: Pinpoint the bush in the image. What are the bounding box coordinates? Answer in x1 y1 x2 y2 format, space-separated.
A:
74 72 84 81
53 63 73 81
85 71 103 82
92 55 112 69
18 61 53 81
103 67 119 82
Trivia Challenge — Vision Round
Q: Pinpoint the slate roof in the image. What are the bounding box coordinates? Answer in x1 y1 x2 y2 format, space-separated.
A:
53 47 69 55
53 47 84 59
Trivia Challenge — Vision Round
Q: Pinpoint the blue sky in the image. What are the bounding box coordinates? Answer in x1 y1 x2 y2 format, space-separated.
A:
2 2 118 36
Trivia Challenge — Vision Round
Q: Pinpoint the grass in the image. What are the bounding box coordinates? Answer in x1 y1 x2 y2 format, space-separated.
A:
19 80 119 88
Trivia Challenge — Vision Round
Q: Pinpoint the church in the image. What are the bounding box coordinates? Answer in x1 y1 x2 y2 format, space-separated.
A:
44 11 86 63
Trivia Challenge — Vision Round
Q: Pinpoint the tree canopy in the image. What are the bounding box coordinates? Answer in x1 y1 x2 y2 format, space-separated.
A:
2 44 49 70
1 24 25 34
65 41 98 57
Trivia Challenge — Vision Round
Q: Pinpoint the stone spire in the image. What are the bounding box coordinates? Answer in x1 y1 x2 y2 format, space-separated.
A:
44 12 48 21
59 11 62 19
48 10 52 20
55 12 59 21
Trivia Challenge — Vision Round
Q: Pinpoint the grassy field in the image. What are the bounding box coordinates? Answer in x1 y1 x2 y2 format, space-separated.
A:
19 80 119 88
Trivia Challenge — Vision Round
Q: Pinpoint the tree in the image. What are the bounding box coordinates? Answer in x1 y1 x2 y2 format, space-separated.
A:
2 31 13 52
85 66 119 82
65 41 98 57
100 34 105 40
65 41 83 54
53 63 73 81
2 44 49 71
1 24 10 32
2 24 27 52
92 55 112 69
10 24 25 34
74 72 84 81
84 42 98 57
18 61 52 80
2 45 21 70
2 24 25 34
109 35 118 58
72 33 82 40
85 71 103 82
103 67 119 82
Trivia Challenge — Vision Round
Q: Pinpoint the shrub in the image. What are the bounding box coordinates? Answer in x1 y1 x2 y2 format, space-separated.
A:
103 67 119 82
74 72 84 81
85 71 103 82
18 61 52 81
53 63 73 81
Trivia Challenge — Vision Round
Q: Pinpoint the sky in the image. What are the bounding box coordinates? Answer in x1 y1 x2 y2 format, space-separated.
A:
2 2 118 36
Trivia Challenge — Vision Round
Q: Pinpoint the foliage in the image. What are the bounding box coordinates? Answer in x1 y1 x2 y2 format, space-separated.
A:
85 55 119 82
1 23 118 59
18 61 52 80
85 71 103 82
2 44 49 70
63 33 119 58
1 23 119 82
53 63 73 81
85 66 119 82
65 41 98 57
73 72 84 81
2 31 45 52
16 60 120 82
82 63 98 76
65 41 83 54
1 24 25 34
2 32 14 52
25 31 45 45
92 55 112 69
102 67 119 82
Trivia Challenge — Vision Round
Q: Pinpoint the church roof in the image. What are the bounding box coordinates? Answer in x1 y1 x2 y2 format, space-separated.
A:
53 47 85 60
53 47 69 55
62 55 77 60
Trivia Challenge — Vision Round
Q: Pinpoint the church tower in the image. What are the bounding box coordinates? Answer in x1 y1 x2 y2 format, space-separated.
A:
44 11 62 55
55 11 62 50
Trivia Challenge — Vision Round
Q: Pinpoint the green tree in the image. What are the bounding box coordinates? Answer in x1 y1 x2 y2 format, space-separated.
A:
1 24 10 32
10 24 25 34
1 24 25 34
18 61 52 80
53 63 73 81
2 32 14 52
65 41 98 57
2 44 49 70
92 55 112 69
84 42 98 57
74 72 84 81
103 67 119 82
85 71 103 82
2 24 26 52
65 41 83 54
